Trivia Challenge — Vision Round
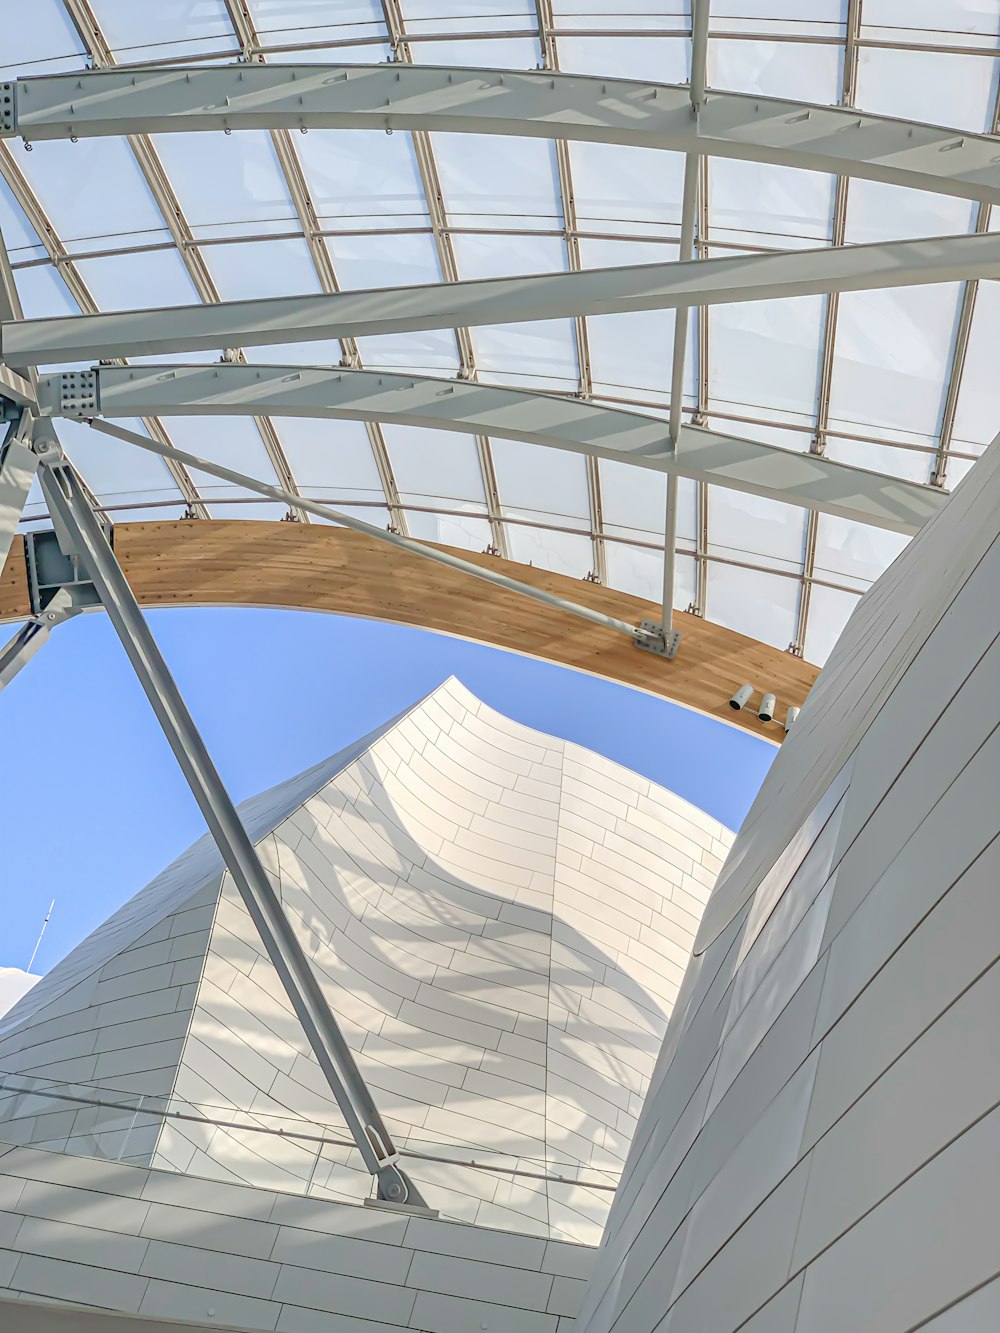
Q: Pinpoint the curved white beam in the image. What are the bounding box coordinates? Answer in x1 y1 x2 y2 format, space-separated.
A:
7 64 1000 204
35 363 946 535
7 231 1000 366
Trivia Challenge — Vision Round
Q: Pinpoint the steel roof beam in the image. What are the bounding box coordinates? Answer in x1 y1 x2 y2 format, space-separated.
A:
7 231 1000 365
35 363 945 535
9 65 1000 205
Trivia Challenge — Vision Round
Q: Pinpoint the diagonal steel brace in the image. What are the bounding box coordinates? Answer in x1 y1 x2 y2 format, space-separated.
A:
0 586 84 692
31 428 426 1207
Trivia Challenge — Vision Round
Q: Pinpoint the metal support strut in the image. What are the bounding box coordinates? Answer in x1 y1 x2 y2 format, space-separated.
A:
0 586 83 692
32 428 426 1208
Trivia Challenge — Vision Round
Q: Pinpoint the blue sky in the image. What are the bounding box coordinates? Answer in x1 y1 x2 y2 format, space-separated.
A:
1 608 774 975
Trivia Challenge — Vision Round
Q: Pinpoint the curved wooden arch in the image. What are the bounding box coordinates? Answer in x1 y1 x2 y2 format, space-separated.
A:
0 521 818 741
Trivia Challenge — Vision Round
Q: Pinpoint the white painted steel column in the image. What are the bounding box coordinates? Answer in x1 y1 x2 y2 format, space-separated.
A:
661 2 710 637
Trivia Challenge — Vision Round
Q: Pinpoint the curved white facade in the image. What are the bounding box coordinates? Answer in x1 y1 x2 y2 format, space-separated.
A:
578 437 1000 1329
0 677 731 1243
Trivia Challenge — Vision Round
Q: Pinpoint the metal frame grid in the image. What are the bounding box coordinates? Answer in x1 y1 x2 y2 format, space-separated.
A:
2 0 996 659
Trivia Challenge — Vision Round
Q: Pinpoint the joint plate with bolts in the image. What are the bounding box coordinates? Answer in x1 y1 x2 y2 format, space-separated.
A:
634 620 682 659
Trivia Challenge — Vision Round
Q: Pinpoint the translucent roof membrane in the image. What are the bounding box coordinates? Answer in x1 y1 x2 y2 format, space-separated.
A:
3 0 996 667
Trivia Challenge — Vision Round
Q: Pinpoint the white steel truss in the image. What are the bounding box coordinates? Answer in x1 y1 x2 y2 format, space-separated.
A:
8 64 1000 205
31 363 944 535
6 231 1000 366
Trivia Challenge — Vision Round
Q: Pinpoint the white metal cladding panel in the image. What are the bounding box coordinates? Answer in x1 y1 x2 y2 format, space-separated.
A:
577 434 1000 1332
0 882 220 1165
0 677 731 1243
159 679 732 1243
0 1138 594 1331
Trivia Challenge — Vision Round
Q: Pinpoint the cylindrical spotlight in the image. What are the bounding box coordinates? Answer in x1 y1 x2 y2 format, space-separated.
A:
729 684 753 711
758 693 776 723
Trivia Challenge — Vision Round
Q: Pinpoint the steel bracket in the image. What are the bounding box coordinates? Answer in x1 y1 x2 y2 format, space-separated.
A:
24 528 103 616
633 619 682 659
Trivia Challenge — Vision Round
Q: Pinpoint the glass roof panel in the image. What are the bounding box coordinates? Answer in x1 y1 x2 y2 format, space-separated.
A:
600 462 696 549
89 0 237 64
356 329 461 375
710 38 842 102
57 418 183 514
403 0 535 35
433 133 562 233
414 39 540 68
295 131 429 232
813 514 909 594
556 37 688 82
856 46 996 131
720 1 844 21
551 0 686 34
568 144 685 240
9 263 80 322
708 490 807 576
326 230 442 289
163 416 283 513
803 584 859 667
580 239 688 405
152 132 300 241
862 1 1000 47
75 248 200 311
201 237 321 300
0 179 47 266
600 459 697 611
245 0 387 49
271 417 384 502
709 293 825 425
17 138 170 255
843 180 976 246
710 161 834 250
605 543 696 614
504 523 593 580
452 233 578 391
405 510 492 552
382 425 487 507
305 501 391 528
827 283 963 458
0 0 85 78
706 562 799 651
824 434 933 486
492 440 590 522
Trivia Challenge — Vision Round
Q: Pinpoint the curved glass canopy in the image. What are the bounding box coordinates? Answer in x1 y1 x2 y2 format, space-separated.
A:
3 0 998 665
